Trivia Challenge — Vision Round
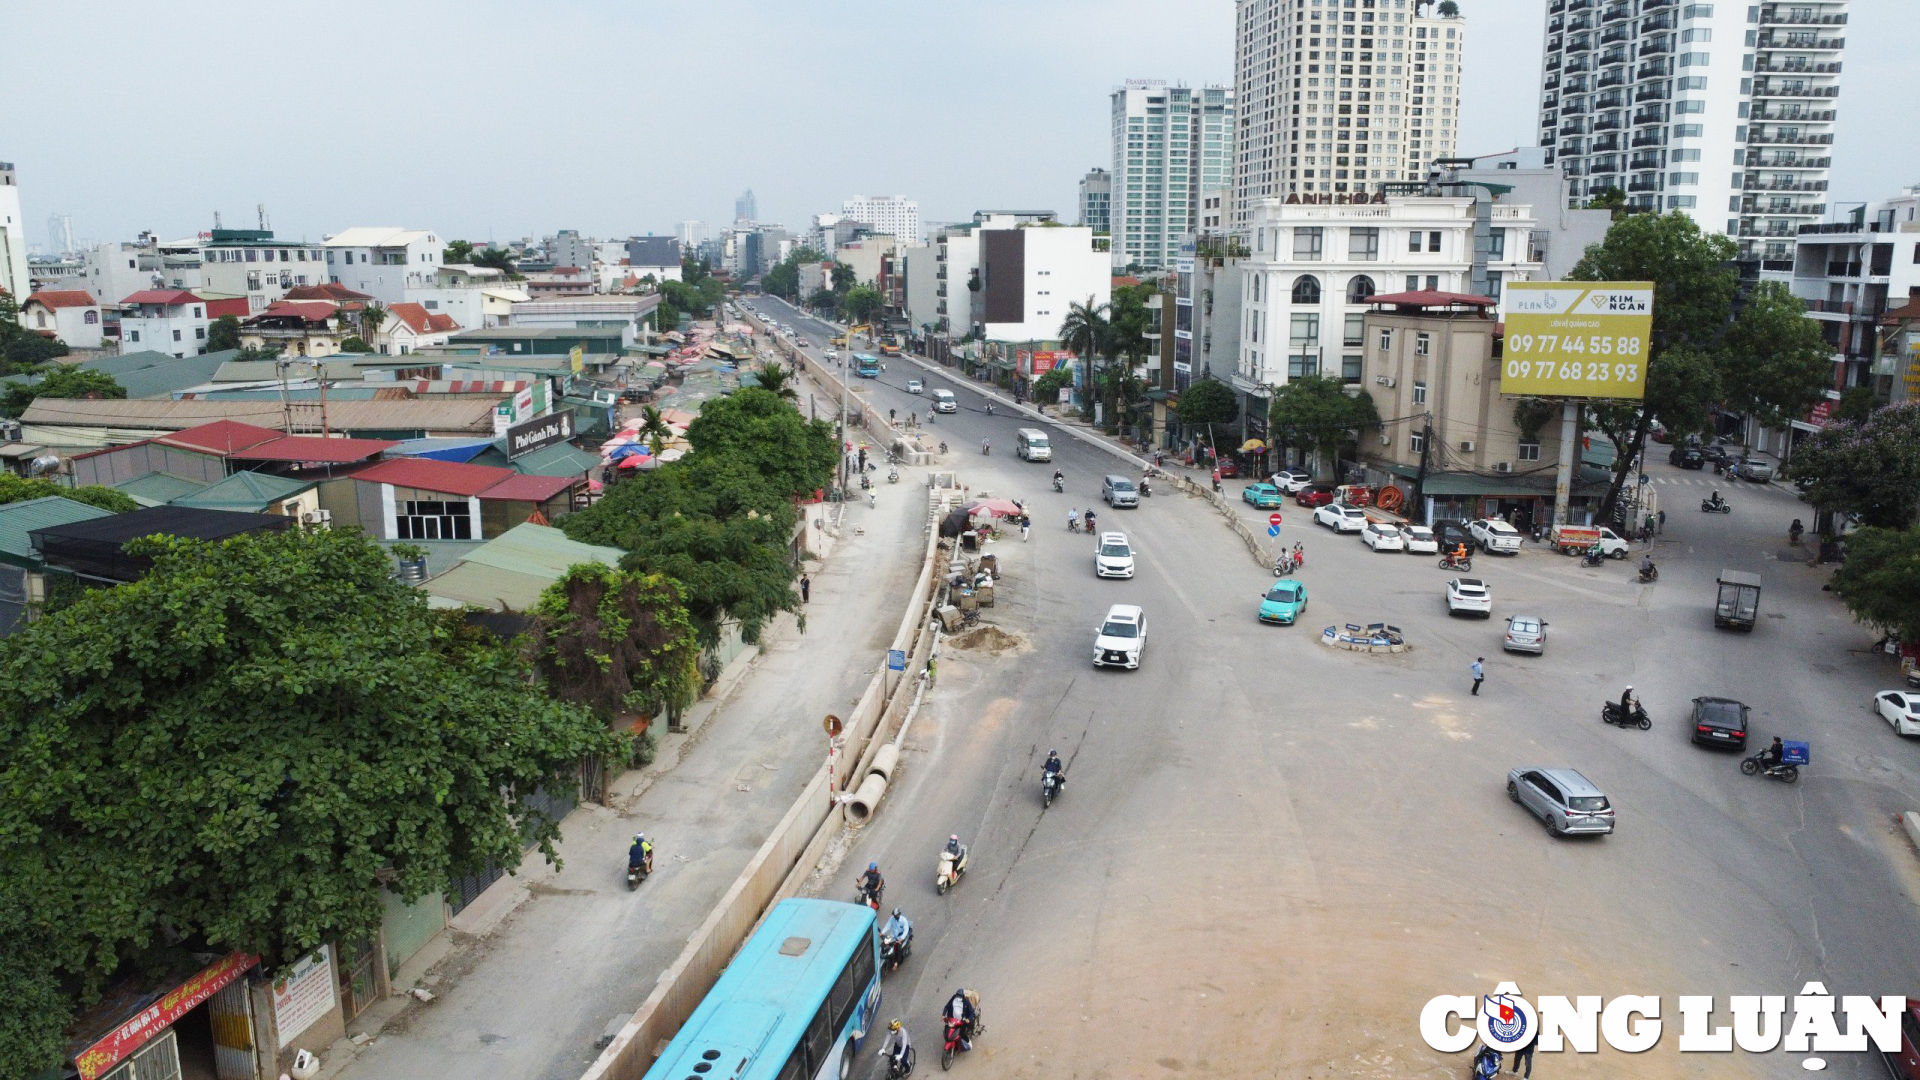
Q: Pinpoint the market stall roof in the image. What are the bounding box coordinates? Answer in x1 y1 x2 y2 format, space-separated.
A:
31 505 293 583
173 471 314 513
421 522 622 612
508 440 600 478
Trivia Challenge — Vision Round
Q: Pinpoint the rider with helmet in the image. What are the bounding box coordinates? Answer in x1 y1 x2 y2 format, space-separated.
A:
859 862 885 906
628 834 653 875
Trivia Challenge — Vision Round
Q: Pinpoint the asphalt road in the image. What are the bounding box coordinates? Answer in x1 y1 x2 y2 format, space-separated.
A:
751 296 1920 1079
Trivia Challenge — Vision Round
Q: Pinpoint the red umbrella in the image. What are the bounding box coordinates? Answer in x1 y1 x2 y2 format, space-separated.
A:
965 497 1024 518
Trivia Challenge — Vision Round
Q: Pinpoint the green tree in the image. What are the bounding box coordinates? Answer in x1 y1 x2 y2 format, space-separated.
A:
764 261 800 300
1437 0 1460 14
471 247 519 277
684 387 837 498
527 564 702 734
340 335 373 353
443 239 475 264
1105 286 1157 433
3 333 69 371
1057 298 1110 420
840 285 883 326
0 528 620 1075
806 287 837 312
359 302 389 345
1585 187 1630 220
654 296 682 333
636 404 674 456
1 367 127 419
1178 378 1240 445
0 473 138 513
830 262 857 293
1268 374 1380 475
205 314 242 352
1828 526 1920 642
660 279 716 320
1792 401 1920 529
755 361 798 401
1033 366 1072 402
1512 398 1562 445
1834 385 1878 425
1720 280 1830 429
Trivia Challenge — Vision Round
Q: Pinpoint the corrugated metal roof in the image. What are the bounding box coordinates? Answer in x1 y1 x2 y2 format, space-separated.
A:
226 435 397 463
0 496 116 565
420 523 622 612
173 471 313 512
20 397 502 437
158 420 284 454
387 437 500 463
507 440 599 478
112 472 211 507
353 457 513 496
477 473 574 502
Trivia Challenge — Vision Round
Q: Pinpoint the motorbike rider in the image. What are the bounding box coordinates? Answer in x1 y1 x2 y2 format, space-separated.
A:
1067 508 1080 532
883 907 911 946
981 437 990 455
1083 508 1097 535
984 401 994 415
879 1019 912 1074
1709 489 1724 508
859 862 885 905
945 989 980 1050
1139 472 1152 497
1292 541 1305 566
629 833 653 875
1640 554 1656 579
1042 749 1065 790
944 833 966 865
1760 736 1786 771
1052 468 1064 490
1619 685 1639 721
1452 540 1470 565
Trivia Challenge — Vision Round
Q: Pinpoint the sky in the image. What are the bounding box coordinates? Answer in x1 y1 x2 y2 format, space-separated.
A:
8 0 1918 250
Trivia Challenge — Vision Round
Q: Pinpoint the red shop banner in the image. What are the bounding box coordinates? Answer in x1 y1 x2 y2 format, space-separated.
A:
76 951 258 1079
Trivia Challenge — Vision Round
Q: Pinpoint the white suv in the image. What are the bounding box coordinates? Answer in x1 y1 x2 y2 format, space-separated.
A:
1094 532 1135 579
1446 577 1493 618
1314 503 1368 533
1470 518 1524 554
1093 604 1146 669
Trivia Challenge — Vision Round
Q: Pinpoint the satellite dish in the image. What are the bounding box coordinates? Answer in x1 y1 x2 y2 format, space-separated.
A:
822 714 843 737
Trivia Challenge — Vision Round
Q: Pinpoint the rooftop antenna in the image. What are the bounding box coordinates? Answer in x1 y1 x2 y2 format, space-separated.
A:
213 210 223 229
258 203 271 231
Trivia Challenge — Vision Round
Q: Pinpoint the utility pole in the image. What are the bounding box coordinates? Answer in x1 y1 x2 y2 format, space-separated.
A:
1552 400 1578 526
1410 413 1435 524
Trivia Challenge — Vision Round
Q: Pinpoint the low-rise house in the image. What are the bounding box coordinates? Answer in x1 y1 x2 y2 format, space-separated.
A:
200 228 328 312
380 302 460 354
323 227 444 304
404 264 527 330
420 521 621 612
19 289 103 349
333 457 578 541
20 396 506 450
239 300 351 357
119 290 250 357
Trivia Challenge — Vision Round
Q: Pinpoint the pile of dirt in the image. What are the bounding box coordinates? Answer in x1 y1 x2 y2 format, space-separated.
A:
946 625 1024 654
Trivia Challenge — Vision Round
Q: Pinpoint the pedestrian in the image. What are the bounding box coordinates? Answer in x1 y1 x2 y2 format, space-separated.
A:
1020 514 1031 542
1471 657 1485 696
859 447 868 471
1511 1026 1538 1077
800 574 811 603
889 408 897 425
1644 511 1656 537
1657 508 1666 534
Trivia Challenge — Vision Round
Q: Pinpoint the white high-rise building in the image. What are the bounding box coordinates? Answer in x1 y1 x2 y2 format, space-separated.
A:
841 196 920 244
1111 82 1235 271
1538 0 1847 269
0 162 27 303
1230 0 1466 232
678 220 708 248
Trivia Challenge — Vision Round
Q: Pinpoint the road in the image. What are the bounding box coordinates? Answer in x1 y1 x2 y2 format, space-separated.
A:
753 296 1920 1078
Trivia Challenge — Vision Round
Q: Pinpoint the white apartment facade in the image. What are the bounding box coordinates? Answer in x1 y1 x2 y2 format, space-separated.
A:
67 236 206 305
404 264 528 330
200 229 328 312
1236 195 1542 398
0 162 30 302
1078 168 1112 235
1230 0 1465 231
1539 0 1847 267
841 196 919 244
977 218 1111 343
1110 81 1234 271
324 227 444 304
18 290 103 349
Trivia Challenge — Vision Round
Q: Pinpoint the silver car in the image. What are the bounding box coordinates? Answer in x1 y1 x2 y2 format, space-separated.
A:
1506 767 1615 837
1503 615 1547 654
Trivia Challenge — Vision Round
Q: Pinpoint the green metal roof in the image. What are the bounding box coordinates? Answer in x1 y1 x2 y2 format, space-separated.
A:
112 472 210 507
420 522 623 612
506 440 600 478
172 471 314 513
1418 467 1612 499
0 496 118 567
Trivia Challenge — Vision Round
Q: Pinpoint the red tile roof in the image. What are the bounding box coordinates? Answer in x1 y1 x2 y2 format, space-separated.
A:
226 435 399 463
478 474 577 502
121 288 205 306
1366 290 1498 308
425 312 459 333
284 283 374 302
157 420 286 455
27 289 98 309
352 457 514 496
387 302 432 334
252 300 339 323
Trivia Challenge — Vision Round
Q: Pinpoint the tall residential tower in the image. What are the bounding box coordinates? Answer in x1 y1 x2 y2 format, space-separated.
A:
1230 0 1465 232
1111 81 1234 271
841 195 921 242
0 163 27 302
1538 0 1848 268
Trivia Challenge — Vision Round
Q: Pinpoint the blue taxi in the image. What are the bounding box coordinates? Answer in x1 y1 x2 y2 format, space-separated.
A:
1257 579 1309 625
1242 482 1286 509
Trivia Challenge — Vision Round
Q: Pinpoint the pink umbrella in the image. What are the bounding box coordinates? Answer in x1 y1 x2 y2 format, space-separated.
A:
965 498 1024 518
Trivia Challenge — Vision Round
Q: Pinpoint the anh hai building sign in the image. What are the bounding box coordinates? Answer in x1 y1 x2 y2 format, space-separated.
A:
506 412 575 459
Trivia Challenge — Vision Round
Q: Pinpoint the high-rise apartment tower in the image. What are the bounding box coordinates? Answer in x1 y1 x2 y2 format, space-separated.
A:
1111 81 1234 270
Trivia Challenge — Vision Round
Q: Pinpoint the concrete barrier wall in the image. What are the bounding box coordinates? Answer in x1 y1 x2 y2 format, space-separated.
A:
576 478 949 1080
757 328 936 467
1168 474 1270 569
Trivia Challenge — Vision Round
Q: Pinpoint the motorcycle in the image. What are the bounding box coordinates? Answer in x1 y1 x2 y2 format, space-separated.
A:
1439 553 1473 572
935 846 968 895
1638 564 1659 583
1067 516 1082 534
626 855 651 890
984 402 994 416
1600 701 1652 730
1139 477 1152 498
888 468 900 484
939 441 949 455
1272 554 1296 577
867 491 877 510
1580 550 1606 568
1041 769 1064 808
941 1014 981 1070
1052 475 1064 493
881 927 913 972
857 880 884 910
1472 1045 1502 1080
860 473 872 490
981 440 990 456
1740 753 1800 784
1701 498 1732 514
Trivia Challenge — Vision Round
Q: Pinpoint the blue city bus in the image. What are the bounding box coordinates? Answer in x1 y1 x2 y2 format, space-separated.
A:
643 899 882 1080
854 354 882 378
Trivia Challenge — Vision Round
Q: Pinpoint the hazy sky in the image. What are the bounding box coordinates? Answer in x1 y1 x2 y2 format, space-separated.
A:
9 0 1917 249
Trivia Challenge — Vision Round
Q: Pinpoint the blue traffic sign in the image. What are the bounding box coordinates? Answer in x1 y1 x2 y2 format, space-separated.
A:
887 649 906 671
1267 524 1281 537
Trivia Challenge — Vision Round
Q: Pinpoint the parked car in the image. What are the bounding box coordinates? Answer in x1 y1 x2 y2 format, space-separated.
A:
1400 524 1440 554
1736 458 1775 483
1507 767 1616 837
1432 518 1473 554
1875 690 1920 736
1446 577 1493 618
1314 503 1368 533
1257 579 1309 625
1689 696 1751 749
1503 615 1548 654
1470 518 1524 554
1669 445 1705 469
1092 604 1147 669
1270 468 1314 494
1242 482 1286 509
1215 458 1241 479
1094 532 1135 580
1362 522 1406 551
1295 483 1337 508
906 378 924 394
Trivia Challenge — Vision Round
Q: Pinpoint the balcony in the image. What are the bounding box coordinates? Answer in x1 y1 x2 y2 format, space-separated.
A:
1594 91 1625 109
1799 219 1894 235
1590 135 1622 153
1756 60 1841 74
1631 128 1668 147
1598 47 1628 67
1559 140 1586 156
1631 108 1666 126
1601 25 1630 45
1640 14 1676 32
1568 0 1594 9
1561 98 1589 115
1753 108 1835 123
1560 121 1588 136
1544 75 1561 91
1550 0 1567 11
1752 154 1830 169
1760 8 1849 26
1639 37 1673 55
1597 69 1626 88
1753 82 1839 99
1548 16 1565 33
1565 58 1592 74
1546 54 1563 71
1593 115 1622 131
1635 84 1670 103
1568 16 1594 32
1627 177 1660 192
1749 131 1835 146
1738 224 1801 239
1824 261 1863 277
1543 94 1560 111
1629 153 1664 170
1742 200 1825 217
1600 3 1630 22
1636 59 1672 80
1744 178 1828 192
1642 0 1675 7
1757 36 1846 50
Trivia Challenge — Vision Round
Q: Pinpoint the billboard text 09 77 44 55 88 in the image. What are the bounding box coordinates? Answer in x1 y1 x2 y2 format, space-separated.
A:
1497 281 1654 400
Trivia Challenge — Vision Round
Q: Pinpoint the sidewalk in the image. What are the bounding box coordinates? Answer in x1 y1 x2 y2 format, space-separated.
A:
316 394 932 1080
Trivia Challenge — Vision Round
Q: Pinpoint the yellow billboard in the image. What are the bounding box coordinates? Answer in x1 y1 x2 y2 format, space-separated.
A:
1498 281 1654 399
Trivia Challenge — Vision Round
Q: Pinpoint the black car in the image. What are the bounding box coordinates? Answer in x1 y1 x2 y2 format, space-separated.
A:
1431 518 1473 554
1669 445 1705 469
1690 696 1750 749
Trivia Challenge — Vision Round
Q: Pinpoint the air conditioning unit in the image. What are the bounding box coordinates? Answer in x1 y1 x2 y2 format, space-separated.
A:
1459 440 1476 452
303 509 334 529
1374 375 1396 387
1380 431 1393 445
1495 462 1513 474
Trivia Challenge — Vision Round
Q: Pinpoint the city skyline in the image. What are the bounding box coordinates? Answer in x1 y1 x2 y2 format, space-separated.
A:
7 0 1918 250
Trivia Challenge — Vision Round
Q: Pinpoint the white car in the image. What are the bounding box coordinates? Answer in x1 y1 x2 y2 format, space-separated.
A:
1094 532 1135 579
1446 577 1493 618
1093 604 1146 669
932 389 958 413
1401 524 1440 554
825 349 839 360
1362 522 1406 551
1270 468 1314 494
1470 518 1524 554
1314 503 1368 533
1875 690 1920 736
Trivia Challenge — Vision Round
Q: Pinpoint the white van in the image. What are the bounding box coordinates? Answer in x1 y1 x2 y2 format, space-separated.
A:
1016 428 1052 462
932 389 959 413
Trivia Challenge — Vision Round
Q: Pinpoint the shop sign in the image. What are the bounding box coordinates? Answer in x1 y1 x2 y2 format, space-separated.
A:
1807 400 1833 429
77 952 257 1080
271 946 337 1049
1498 282 1653 399
507 411 576 459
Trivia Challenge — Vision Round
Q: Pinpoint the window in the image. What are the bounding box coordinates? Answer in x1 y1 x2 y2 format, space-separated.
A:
1348 226 1380 258
1408 230 1423 252
1427 230 1442 252
397 499 474 540
1288 352 1319 377
1674 99 1706 113
1518 442 1542 461
1487 230 1506 259
1290 313 1320 344
1415 331 1431 356
1668 195 1698 208
1293 227 1324 258
1670 172 1698 185
172 329 181 342
1292 275 1322 303
801 1002 833 1076
1344 313 1366 346
1409 432 1426 454
84 310 98 324
1346 275 1376 303
1342 353 1363 381
1412 380 1427 404
244 250 257 263
1378 328 1392 351
194 327 206 340
127 330 140 343
1405 274 1420 291
1486 271 1504 301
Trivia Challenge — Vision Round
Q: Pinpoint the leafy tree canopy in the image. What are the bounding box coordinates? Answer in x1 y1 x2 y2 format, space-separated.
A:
1720 280 1830 429
1792 401 1920 529
0 528 618 1075
206 314 242 353
840 285 883 325
528 564 702 726
1829 526 1920 642
1268 374 1380 469
1178 378 1239 431
470 247 519 277
1033 367 1073 401
443 239 474 264
1 366 126 419
340 335 373 353
684 387 838 499
0 473 138 514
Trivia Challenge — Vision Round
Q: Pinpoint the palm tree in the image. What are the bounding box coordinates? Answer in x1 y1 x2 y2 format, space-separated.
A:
358 303 388 348
1057 298 1110 421
757 361 798 401
637 405 673 457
